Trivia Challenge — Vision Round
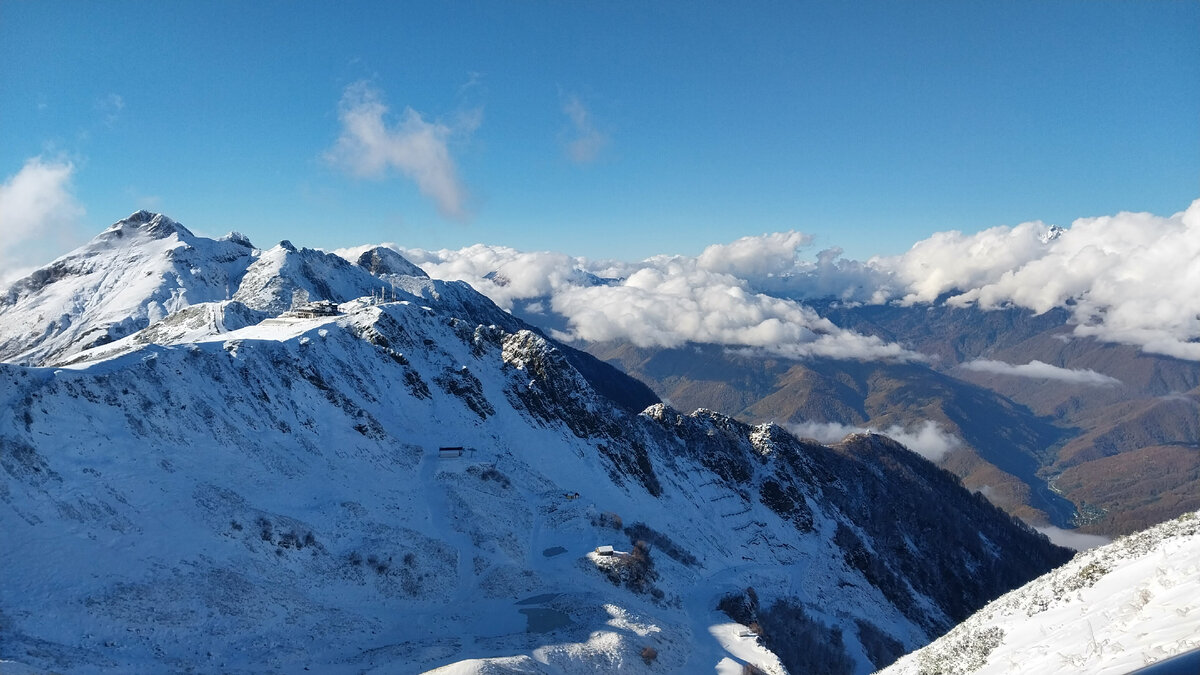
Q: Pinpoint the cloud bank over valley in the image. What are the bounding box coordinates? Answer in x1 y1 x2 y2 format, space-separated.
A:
367 200 1200 363
390 242 919 362
959 359 1122 386
786 420 962 462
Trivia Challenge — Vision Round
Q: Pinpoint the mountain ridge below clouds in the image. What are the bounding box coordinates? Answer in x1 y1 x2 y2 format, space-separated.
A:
575 304 1199 538
820 301 1200 536
583 340 1079 529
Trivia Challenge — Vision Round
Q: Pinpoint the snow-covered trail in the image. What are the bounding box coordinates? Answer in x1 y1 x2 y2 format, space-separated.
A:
417 449 477 605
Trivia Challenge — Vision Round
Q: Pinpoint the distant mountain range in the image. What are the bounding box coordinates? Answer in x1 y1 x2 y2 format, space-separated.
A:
824 301 1200 537
558 300 1199 539
0 212 1071 674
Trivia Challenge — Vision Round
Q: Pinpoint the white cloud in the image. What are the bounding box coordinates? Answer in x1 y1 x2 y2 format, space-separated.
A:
974 485 999 502
561 95 607 164
547 265 815 349
879 201 1200 361
380 201 1200 363
696 231 812 278
878 221 1055 305
959 359 1121 386
326 81 472 220
787 419 960 461
787 420 864 444
97 93 124 126
1035 525 1111 551
398 240 919 361
400 243 585 311
883 420 962 461
0 156 85 283
720 202 1200 362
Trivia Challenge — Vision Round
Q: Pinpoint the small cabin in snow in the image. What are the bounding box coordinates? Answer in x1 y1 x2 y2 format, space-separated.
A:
438 446 465 458
595 545 615 556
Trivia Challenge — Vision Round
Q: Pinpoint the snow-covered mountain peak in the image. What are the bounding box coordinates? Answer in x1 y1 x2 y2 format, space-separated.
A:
0 212 606 376
0 213 255 365
356 245 429 279
219 230 254 248
230 241 392 315
102 210 195 240
1 278 1071 672
1 210 1097 674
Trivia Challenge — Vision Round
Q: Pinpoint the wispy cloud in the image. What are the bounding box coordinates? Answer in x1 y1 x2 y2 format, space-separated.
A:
96 93 124 126
458 71 484 97
960 359 1121 386
561 94 607 164
325 81 473 220
0 156 86 283
787 419 961 461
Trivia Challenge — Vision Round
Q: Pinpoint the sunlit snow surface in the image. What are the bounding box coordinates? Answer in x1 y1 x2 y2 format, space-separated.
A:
1 301 903 674
0 213 1079 675
0 212 255 365
880 510 1200 675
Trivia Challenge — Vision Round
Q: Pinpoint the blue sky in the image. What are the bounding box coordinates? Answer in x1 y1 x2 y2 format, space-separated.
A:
2 1 1198 268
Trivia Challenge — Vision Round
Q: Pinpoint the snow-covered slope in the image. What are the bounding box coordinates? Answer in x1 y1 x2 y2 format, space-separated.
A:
878 509 1200 675
0 305 1067 674
231 240 391 314
0 214 1071 674
0 213 450 368
0 211 254 365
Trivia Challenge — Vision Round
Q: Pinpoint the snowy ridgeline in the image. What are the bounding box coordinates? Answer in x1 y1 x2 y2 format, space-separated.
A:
1 212 1074 674
880 509 1200 675
0 211 507 368
0 301 1068 674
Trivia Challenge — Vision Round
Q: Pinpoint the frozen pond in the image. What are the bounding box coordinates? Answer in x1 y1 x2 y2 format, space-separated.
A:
515 593 560 605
